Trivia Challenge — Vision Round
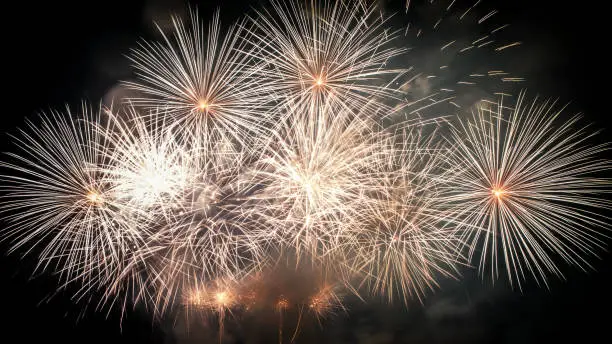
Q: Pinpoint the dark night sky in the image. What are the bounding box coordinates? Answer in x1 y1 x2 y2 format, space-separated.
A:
1 0 611 343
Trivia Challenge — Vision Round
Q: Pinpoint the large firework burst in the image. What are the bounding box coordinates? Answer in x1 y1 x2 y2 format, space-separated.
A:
444 93 611 287
0 106 140 290
125 9 274 150
245 0 407 116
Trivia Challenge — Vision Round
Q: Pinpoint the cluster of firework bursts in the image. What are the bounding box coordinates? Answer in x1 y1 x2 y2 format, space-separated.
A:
0 0 610 341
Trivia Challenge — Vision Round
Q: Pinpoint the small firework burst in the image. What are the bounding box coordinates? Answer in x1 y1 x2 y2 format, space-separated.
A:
308 283 345 320
347 125 460 303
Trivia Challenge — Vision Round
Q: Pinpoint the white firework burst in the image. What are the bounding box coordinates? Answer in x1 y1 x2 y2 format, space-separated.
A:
346 125 459 303
101 106 195 218
252 100 390 265
245 0 407 116
444 92 611 287
125 9 274 150
0 105 141 289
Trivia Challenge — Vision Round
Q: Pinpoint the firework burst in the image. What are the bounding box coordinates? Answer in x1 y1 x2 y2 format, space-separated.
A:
346 125 460 303
125 9 274 150
245 0 407 116
102 107 195 218
0 105 141 291
308 283 345 320
444 92 611 287
252 100 390 265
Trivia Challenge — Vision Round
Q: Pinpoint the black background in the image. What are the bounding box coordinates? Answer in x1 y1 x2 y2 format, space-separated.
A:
1 0 610 343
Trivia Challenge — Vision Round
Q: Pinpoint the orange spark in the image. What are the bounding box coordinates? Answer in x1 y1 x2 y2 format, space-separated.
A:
492 188 506 199
86 190 103 205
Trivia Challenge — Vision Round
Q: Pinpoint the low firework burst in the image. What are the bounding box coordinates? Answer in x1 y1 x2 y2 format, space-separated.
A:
0 105 139 290
444 93 611 287
98 108 266 315
347 125 459 303
308 283 345 320
182 277 240 343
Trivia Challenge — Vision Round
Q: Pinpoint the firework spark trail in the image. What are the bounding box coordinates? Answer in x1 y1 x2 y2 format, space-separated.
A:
443 92 611 288
401 0 524 111
243 0 408 117
125 9 276 151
